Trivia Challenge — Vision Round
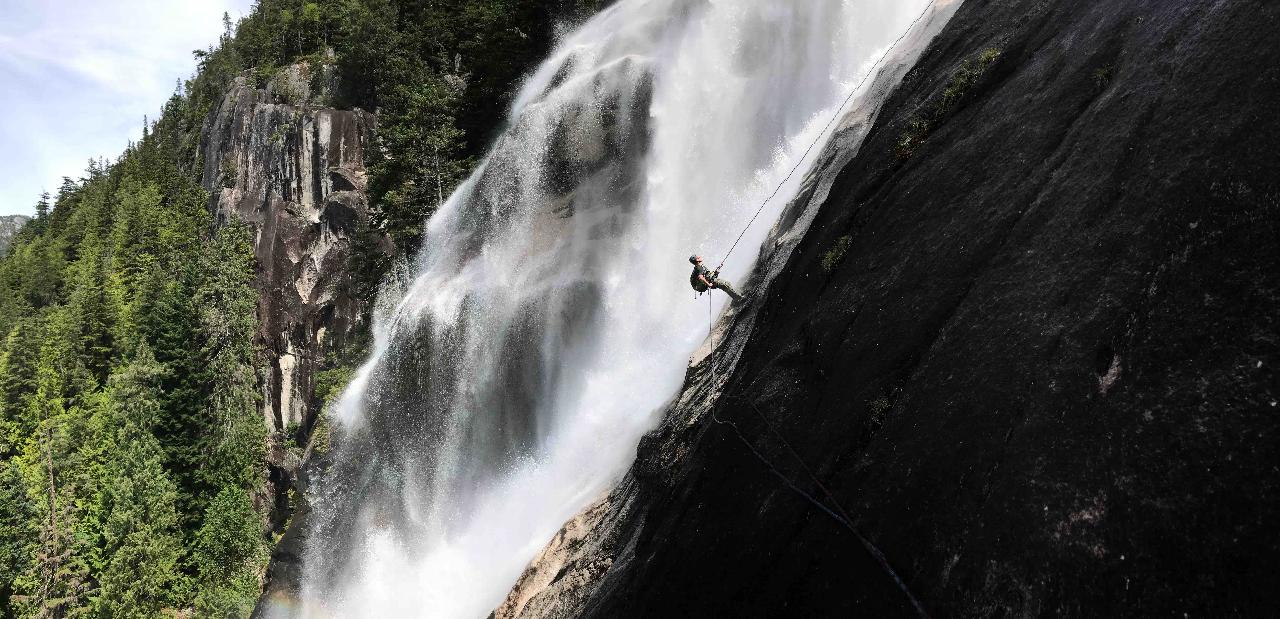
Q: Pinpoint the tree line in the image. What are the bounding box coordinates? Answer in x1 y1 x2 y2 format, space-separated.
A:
0 123 266 616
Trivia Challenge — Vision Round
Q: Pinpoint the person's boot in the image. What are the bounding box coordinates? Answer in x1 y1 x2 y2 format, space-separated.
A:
717 281 745 302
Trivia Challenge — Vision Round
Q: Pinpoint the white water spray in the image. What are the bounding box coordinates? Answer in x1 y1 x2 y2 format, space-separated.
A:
280 1 958 617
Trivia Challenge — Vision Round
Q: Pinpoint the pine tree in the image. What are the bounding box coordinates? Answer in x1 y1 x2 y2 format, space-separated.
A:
195 221 265 493
34 193 50 221
108 179 165 287
0 460 36 617
66 242 123 383
10 365 93 619
187 221 269 618
90 349 187 617
30 193 51 237
0 318 44 441
192 487 266 618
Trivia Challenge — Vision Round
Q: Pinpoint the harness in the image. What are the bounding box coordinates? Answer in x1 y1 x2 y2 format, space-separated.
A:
690 270 709 293
690 266 721 293
689 3 945 615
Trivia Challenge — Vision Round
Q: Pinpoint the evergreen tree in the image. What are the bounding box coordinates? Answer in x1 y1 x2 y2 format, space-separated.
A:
66 247 123 383
0 318 43 440
34 193 50 220
10 365 93 619
90 349 187 617
194 221 265 494
0 460 35 617
192 487 267 618
29 193 51 237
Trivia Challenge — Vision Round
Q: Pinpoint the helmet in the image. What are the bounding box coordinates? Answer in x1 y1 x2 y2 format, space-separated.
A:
688 255 699 264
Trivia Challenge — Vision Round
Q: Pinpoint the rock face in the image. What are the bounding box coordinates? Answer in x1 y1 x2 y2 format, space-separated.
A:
0 215 31 256
498 0 1280 617
200 66 375 437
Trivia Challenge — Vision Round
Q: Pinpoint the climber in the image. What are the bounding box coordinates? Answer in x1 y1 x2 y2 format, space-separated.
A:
689 255 744 302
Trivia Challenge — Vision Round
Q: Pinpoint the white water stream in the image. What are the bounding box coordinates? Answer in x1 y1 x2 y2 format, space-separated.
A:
275 1 959 617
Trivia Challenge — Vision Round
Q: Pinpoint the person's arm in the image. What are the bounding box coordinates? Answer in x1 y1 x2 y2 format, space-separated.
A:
699 274 715 288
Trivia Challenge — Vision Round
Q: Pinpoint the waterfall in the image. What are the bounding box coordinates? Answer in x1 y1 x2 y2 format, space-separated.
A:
282 1 958 617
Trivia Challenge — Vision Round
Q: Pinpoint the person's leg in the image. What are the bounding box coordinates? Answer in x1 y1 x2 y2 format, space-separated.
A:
714 279 744 301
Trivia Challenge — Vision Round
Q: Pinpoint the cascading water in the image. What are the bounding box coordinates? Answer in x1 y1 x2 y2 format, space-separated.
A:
279 1 957 617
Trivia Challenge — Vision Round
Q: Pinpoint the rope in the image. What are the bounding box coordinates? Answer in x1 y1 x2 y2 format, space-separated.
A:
690 2 945 612
743 398 930 619
703 296 929 618
716 0 940 272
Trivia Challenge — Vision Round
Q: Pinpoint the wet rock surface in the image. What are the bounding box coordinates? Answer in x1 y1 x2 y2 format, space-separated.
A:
500 0 1280 617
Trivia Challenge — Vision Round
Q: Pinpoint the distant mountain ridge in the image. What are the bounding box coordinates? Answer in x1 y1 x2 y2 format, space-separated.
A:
0 214 30 255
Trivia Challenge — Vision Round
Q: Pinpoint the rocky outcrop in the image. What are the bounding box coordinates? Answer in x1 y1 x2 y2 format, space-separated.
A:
0 215 30 256
491 495 617 619
200 65 375 441
498 0 1280 617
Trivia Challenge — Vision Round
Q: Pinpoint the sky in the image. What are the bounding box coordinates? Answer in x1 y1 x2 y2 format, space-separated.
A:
0 0 256 216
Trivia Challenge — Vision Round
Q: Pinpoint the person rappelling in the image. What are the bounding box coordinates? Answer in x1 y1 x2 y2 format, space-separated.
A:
689 255 744 302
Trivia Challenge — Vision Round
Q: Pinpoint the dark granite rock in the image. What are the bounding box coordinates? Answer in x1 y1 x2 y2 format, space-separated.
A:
500 0 1280 617
200 69 377 438
198 68 386 583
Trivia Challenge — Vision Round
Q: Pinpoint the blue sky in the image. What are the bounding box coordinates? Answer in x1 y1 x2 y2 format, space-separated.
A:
0 0 256 216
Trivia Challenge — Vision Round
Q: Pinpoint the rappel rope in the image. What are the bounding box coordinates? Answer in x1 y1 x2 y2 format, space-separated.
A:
694 3 944 615
704 295 929 618
714 0 939 272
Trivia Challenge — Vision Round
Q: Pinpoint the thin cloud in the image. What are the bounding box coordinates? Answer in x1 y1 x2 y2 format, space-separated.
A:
0 0 255 215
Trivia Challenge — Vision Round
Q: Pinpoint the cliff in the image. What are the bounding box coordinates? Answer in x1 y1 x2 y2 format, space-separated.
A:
497 0 1280 616
201 64 374 436
199 62 378 526
0 215 30 256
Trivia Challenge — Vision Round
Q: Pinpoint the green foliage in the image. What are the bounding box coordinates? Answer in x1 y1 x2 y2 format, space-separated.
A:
191 487 268 618
309 363 356 455
91 351 188 617
219 158 239 189
896 47 1002 160
313 365 354 409
0 109 267 618
268 124 287 145
8 366 95 619
253 63 280 90
0 319 44 442
1092 64 1115 90
195 223 266 495
366 71 469 257
0 460 35 617
307 411 334 458
820 235 852 273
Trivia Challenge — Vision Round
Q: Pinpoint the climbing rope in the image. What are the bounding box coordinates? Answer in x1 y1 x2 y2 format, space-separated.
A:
715 0 941 272
703 296 929 618
690 2 945 613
